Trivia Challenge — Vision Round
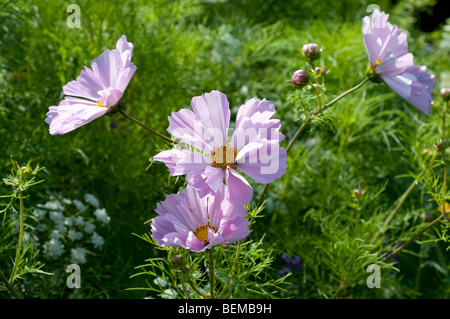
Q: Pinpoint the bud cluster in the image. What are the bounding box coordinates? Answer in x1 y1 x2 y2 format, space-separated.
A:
290 42 327 89
302 43 322 63
3 160 44 193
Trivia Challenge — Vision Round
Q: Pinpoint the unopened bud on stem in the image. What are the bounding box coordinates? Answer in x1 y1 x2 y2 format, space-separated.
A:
290 69 308 87
314 65 327 76
440 88 450 101
302 43 321 63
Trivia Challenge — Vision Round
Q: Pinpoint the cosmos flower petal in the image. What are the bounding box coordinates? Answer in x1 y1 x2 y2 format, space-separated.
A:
219 215 251 243
202 166 225 194
190 90 230 148
46 98 108 135
225 167 253 206
167 108 215 153
47 35 136 134
151 185 250 252
236 141 287 184
362 9 434 114
63 66 105 101
153 149 212 176
161 91 287 204
186 171 215 198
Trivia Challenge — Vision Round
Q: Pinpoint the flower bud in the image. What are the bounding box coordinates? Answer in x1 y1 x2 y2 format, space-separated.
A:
314 65 327 76
353 188 363 196
290 69 308 87
170 255 184 268
18 165 34 178
302 43 321 62
440 88 450 101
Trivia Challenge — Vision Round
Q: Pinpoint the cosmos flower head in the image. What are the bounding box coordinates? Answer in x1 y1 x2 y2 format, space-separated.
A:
151 184 251 252
46 35 136 135
153 90 287 205
362 9 435 114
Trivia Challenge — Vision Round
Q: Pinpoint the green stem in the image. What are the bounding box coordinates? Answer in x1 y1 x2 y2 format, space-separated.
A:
0 270 21 299
9 192 24 285
218 241 241 298
371 176 421 245
442 100 448 195
180 280 192 299
371 151 439 245
119 109 173 144
312 84 323 112
354 204 361 239
322 77 370 111
383 213 445 262
255 78 370 208
208 249 215 299
330 283 347 299
187 278 210 299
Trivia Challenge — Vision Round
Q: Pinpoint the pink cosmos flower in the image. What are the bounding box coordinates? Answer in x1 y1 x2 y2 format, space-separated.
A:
45 35 136 135
151 184 251 252
362 9 435 114
153 90 287 205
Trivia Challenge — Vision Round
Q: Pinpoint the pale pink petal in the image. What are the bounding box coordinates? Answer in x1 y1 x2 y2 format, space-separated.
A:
225 167 253 205
190 90 230 148
63 66 105 101
46 98 107 135
218 215 251 244
153 149 212 176
151 185 250 252
202 166 225 194
186 171 215 198
168 108 215 153
236 141 287 184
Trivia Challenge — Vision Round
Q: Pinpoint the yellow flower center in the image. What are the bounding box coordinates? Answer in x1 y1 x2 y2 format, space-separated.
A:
372 59 381 69
97 100 105 107
211 145 237 169
193 224 218 243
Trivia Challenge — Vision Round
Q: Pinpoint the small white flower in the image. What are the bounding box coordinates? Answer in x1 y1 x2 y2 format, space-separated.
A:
84 193 100 208
50 230 60 240
73 199 86 212
70 247 87 264
153 277 168 288
161 288 177 299
49 211 64 225
64 217 74 227
33 208 47 221
74 216 85 226
91 232 104 249
84 222 96 234
62 198 72 205
55 223 67 233
43 238 64 259
68 229 84 241
44 200 65 212
94 208 110 225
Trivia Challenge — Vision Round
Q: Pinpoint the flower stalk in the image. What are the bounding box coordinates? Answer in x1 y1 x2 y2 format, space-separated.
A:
0 270 21 299
208 248 215 299
119 109 173 144
9 191 24 285
256 77 370 207
381 101 448 261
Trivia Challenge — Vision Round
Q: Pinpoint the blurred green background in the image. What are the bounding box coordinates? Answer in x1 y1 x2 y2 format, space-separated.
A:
1 0 449 298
